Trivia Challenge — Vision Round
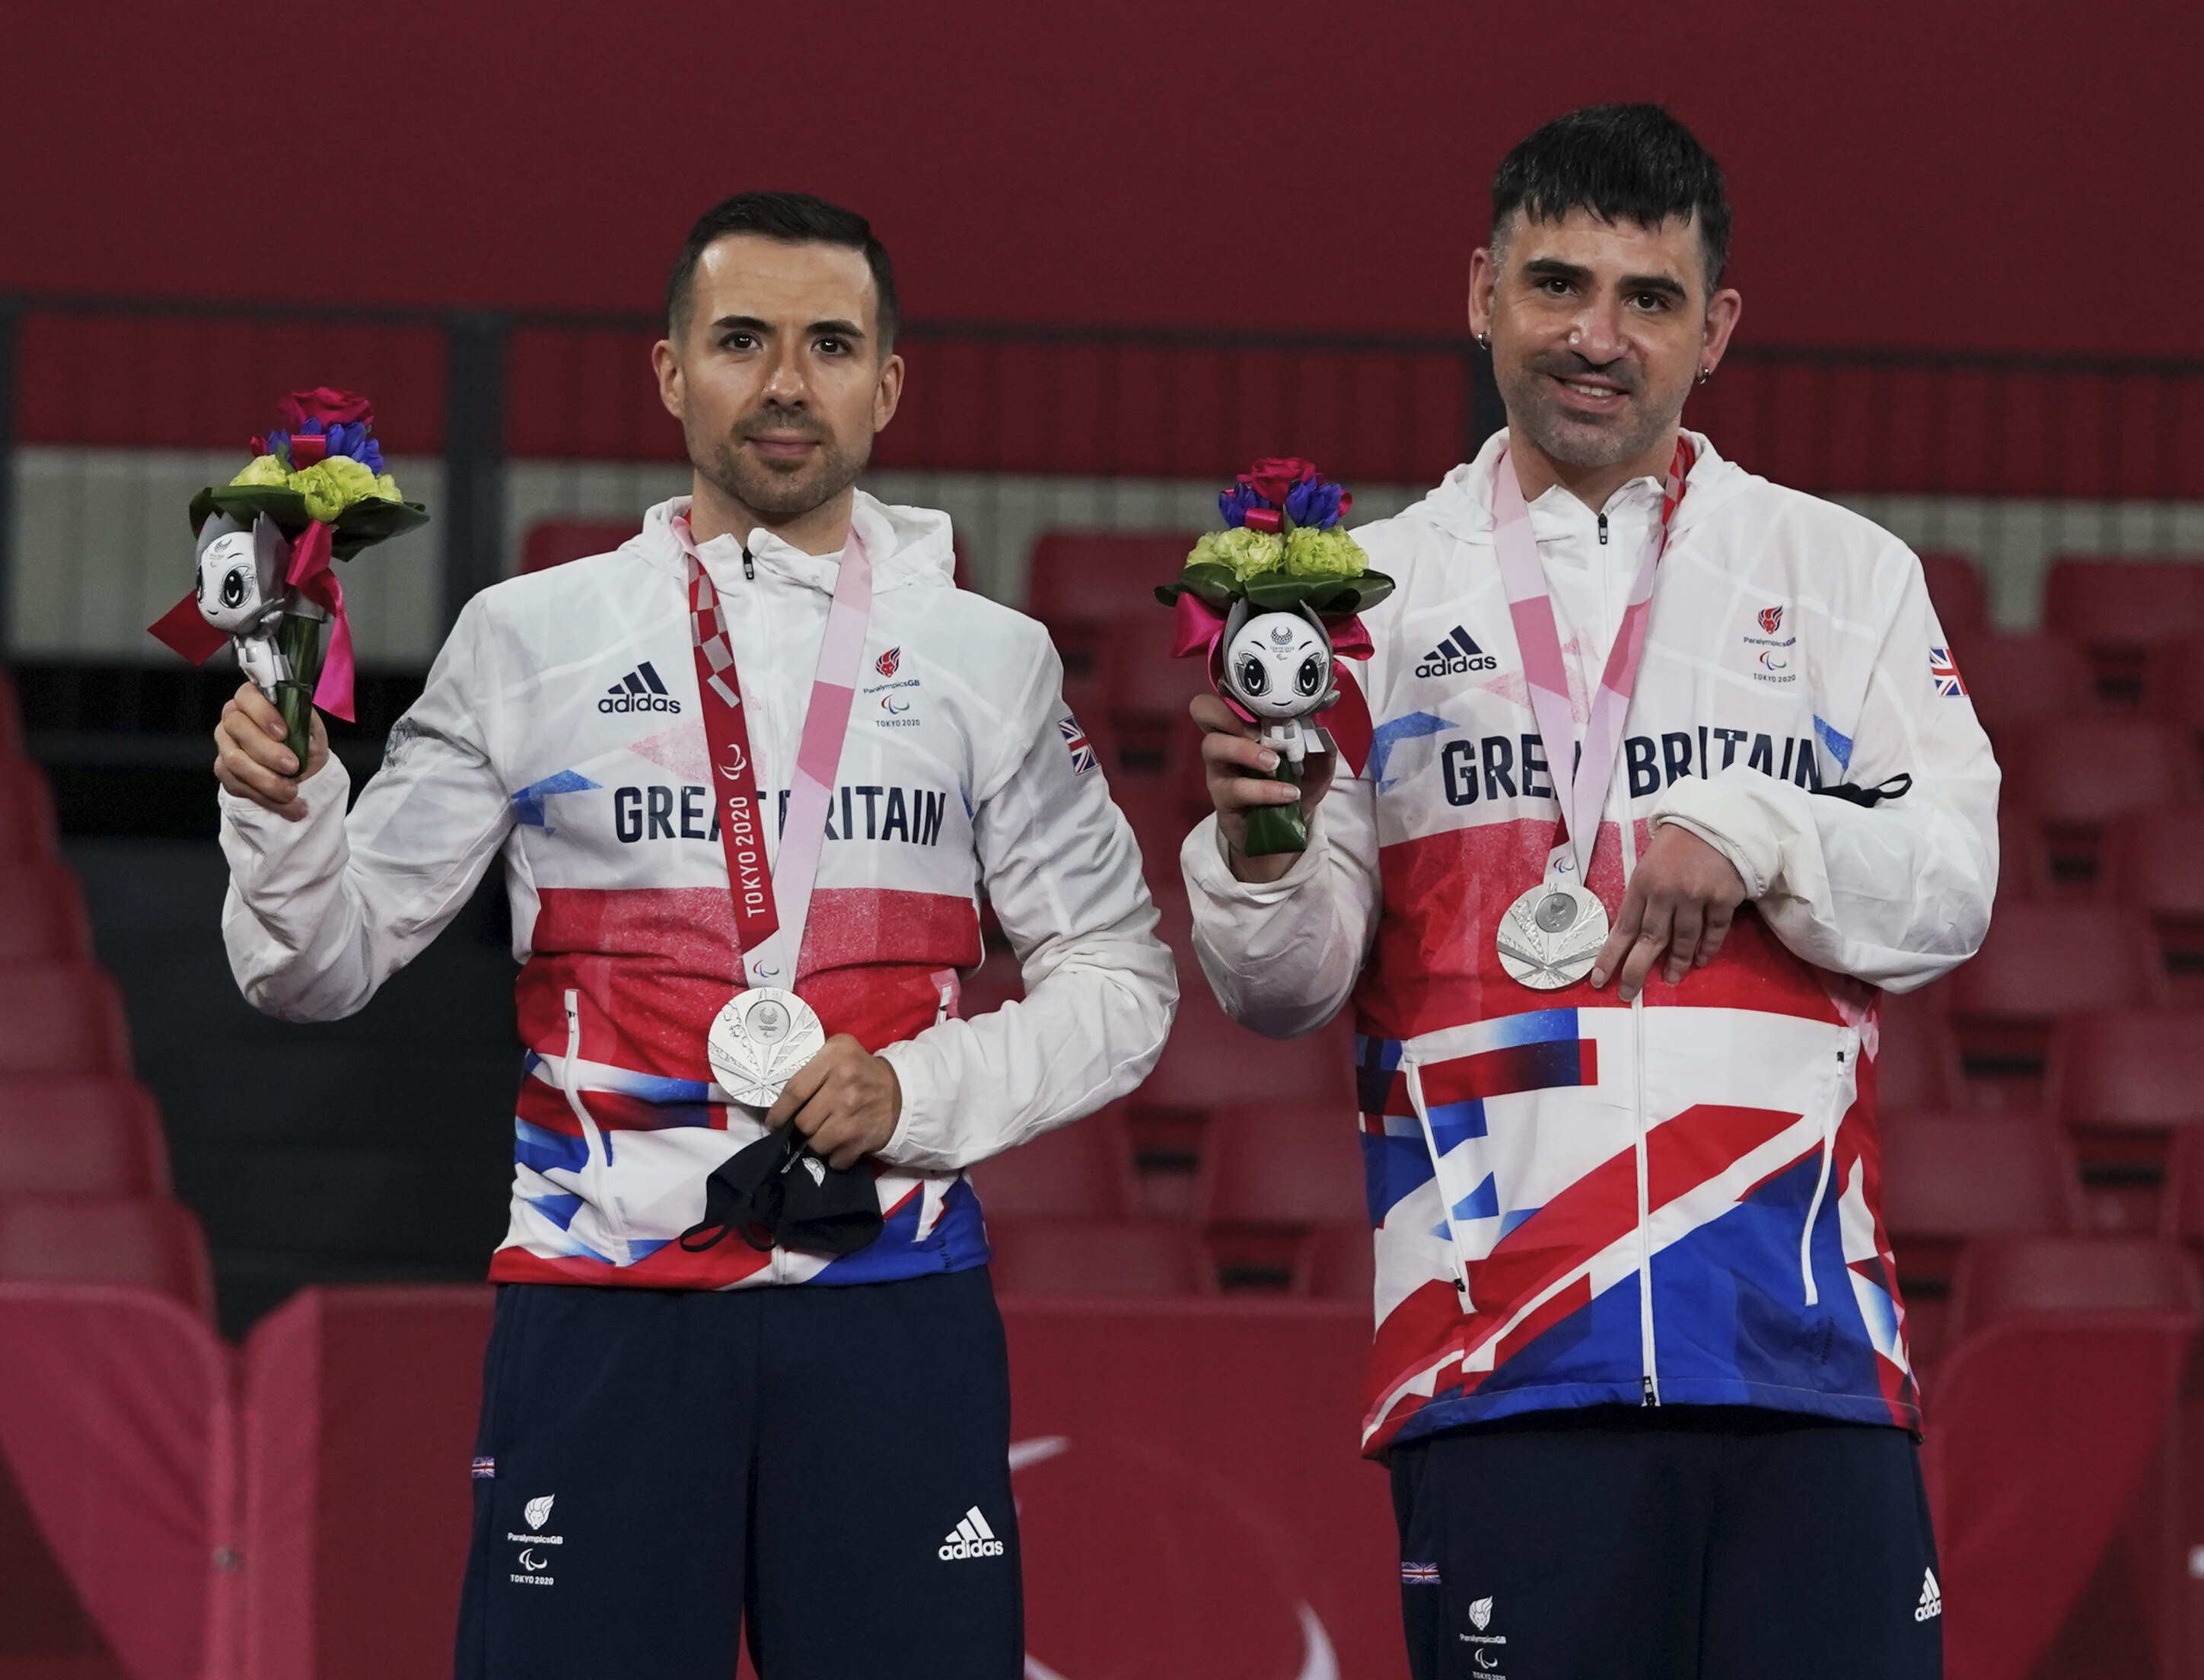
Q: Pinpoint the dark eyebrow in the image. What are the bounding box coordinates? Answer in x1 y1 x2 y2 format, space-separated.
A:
1621 273 1690 304
1521 257 1591 286
707 315 869 342
709 315 772 335
808 319 868 342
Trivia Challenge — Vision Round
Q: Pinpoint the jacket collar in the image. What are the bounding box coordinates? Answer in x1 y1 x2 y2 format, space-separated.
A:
631 489 956 594
1401 426 1753 548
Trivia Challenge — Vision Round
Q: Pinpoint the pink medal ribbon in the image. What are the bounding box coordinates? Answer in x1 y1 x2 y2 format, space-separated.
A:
680 515 873 993
1491 436 1695 889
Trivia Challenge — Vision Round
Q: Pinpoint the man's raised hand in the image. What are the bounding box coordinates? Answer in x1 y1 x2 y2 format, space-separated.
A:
1190 694 1334 883
213 682 328 820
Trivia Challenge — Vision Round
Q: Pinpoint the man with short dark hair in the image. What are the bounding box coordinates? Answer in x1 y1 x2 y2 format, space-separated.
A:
1184 107 1992 1678
214 190 1176 1678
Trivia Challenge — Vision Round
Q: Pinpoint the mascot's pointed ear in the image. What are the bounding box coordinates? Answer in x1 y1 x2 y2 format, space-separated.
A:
1221 596 1252 648
194 512 242 562
251 514 285 600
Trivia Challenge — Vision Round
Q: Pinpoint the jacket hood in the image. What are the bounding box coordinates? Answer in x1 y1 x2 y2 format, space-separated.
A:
1400 427 1757 547
631 490 957 595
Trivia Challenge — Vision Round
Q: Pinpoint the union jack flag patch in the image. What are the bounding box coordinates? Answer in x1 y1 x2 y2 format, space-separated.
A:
1059 716 1098 776
1401 1561 1441 1586
471 1456 496 1480
1930 646 1967 697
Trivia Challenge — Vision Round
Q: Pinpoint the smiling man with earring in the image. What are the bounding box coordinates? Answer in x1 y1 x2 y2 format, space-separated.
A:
1181 105 1996 1678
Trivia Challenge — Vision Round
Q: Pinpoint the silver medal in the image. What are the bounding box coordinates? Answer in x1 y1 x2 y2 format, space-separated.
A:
707 986 828 1108
1496 881 1610 991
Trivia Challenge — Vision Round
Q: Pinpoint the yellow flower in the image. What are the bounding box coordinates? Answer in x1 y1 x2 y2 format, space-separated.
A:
1283 526 1368 579
372 472 405 502
290 456 380 521
1193 527 1287 583
230 453 292 489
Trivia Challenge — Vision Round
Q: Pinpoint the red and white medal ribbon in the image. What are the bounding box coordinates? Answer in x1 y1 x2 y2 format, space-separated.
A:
679 514 873 1097
1488 437 1694 987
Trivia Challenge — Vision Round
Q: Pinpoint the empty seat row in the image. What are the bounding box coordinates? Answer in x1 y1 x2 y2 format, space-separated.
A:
0 1194 214 1322
985 1217 1371 1302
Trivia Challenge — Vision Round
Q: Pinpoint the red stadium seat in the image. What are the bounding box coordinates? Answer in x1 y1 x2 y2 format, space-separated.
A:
0 864 91 960
1946 904 2167 1104
2043 557 2204 702
1197 1104 1367 1227
2106 810 2204 1000
0 963 131 1077
1025 533 1192 628
2047 1011 2204 1233
518 519 638 575
0 1077 169 1195
0 762 59 865
1303 1221 1375 1304
2142 629 2204 734
2004 718 2199 890
1923 1237 2197 1680
1103 632 1213 727
1995 808 2055 903
0 1195 214 1320
1961 634 2094 738
986 1219 1209 1296
1136 1002 1357 1117
967 1109 1137 1222
1198 1103 1368 1292
1874 990 1964 1112
2159 1128 2204 1245
1879 1109 2083 1366
957 948 1023 1017
1918 550 1989 648
1111 779 1198 890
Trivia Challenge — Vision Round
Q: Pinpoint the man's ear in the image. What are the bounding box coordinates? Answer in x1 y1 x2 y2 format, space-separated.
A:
1467 247 1499 342
651 338 685 423
871 352 905 435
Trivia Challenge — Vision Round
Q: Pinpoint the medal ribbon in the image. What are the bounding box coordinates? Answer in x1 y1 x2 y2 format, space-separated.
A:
681 514 874 990
1489 435 1695 881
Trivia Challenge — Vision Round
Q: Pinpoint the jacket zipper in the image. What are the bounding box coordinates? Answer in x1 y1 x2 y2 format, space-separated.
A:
1597 512 1609 546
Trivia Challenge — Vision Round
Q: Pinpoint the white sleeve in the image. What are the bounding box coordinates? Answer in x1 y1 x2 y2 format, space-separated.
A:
1179 753 1384 1038
873 644 1178 1172
1651 544 2000 991
219 599 514 1021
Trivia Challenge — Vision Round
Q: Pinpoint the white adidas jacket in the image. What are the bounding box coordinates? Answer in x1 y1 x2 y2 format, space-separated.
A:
1182 429 1999 1449
220 493 1177 1290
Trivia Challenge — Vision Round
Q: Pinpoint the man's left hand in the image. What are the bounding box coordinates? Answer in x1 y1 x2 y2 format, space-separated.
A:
768 1034 903 1169
1590 826 1749 1003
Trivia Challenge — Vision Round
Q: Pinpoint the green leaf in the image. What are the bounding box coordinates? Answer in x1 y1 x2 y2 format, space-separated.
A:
330 498 432 561
1242 574 1318 609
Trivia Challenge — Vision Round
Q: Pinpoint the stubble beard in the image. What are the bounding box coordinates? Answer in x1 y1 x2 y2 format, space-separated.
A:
1499 354 1683 475
691 416 870 523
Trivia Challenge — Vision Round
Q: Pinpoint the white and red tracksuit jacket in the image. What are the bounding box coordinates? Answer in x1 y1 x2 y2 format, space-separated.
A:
1183 429 1999 1453
221 492 1177 1288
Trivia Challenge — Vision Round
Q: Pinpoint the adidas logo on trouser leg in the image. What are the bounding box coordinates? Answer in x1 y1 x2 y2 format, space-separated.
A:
938 1505 1005 1561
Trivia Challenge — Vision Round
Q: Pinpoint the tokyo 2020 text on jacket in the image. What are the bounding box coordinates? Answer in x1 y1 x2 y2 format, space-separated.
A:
1183 428 1999 1455
221 493 1179 1288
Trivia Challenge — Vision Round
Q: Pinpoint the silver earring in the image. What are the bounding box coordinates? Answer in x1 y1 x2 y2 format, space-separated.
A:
1476 331 1491 351
1696 367 1712 385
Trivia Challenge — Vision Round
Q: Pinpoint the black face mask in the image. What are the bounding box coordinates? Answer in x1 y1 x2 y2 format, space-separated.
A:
677 1126 884 1258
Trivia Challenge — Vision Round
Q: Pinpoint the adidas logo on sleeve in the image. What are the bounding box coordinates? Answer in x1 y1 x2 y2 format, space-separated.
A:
600 661 682 714
938 1505 1005 1561
1416 626 1498 679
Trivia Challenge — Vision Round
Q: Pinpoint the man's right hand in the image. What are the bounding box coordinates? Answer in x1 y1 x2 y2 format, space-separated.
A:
214 682 329 821
1191 694 1334 883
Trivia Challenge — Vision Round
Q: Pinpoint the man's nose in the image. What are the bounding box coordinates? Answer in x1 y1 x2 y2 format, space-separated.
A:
1566 291 1631 366
760 342 810 403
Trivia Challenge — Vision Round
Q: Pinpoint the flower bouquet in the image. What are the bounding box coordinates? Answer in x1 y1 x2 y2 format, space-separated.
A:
150 388 429 774
1156 457 1393 854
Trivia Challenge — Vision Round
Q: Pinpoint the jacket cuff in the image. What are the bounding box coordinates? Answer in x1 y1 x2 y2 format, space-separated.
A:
1649 769 1784 899
1180 809 1334 906
873 1038 951 1172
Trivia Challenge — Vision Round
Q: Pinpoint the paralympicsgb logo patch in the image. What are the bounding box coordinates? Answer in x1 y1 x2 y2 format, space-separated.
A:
876 647 901 678
1758 604 1785 635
